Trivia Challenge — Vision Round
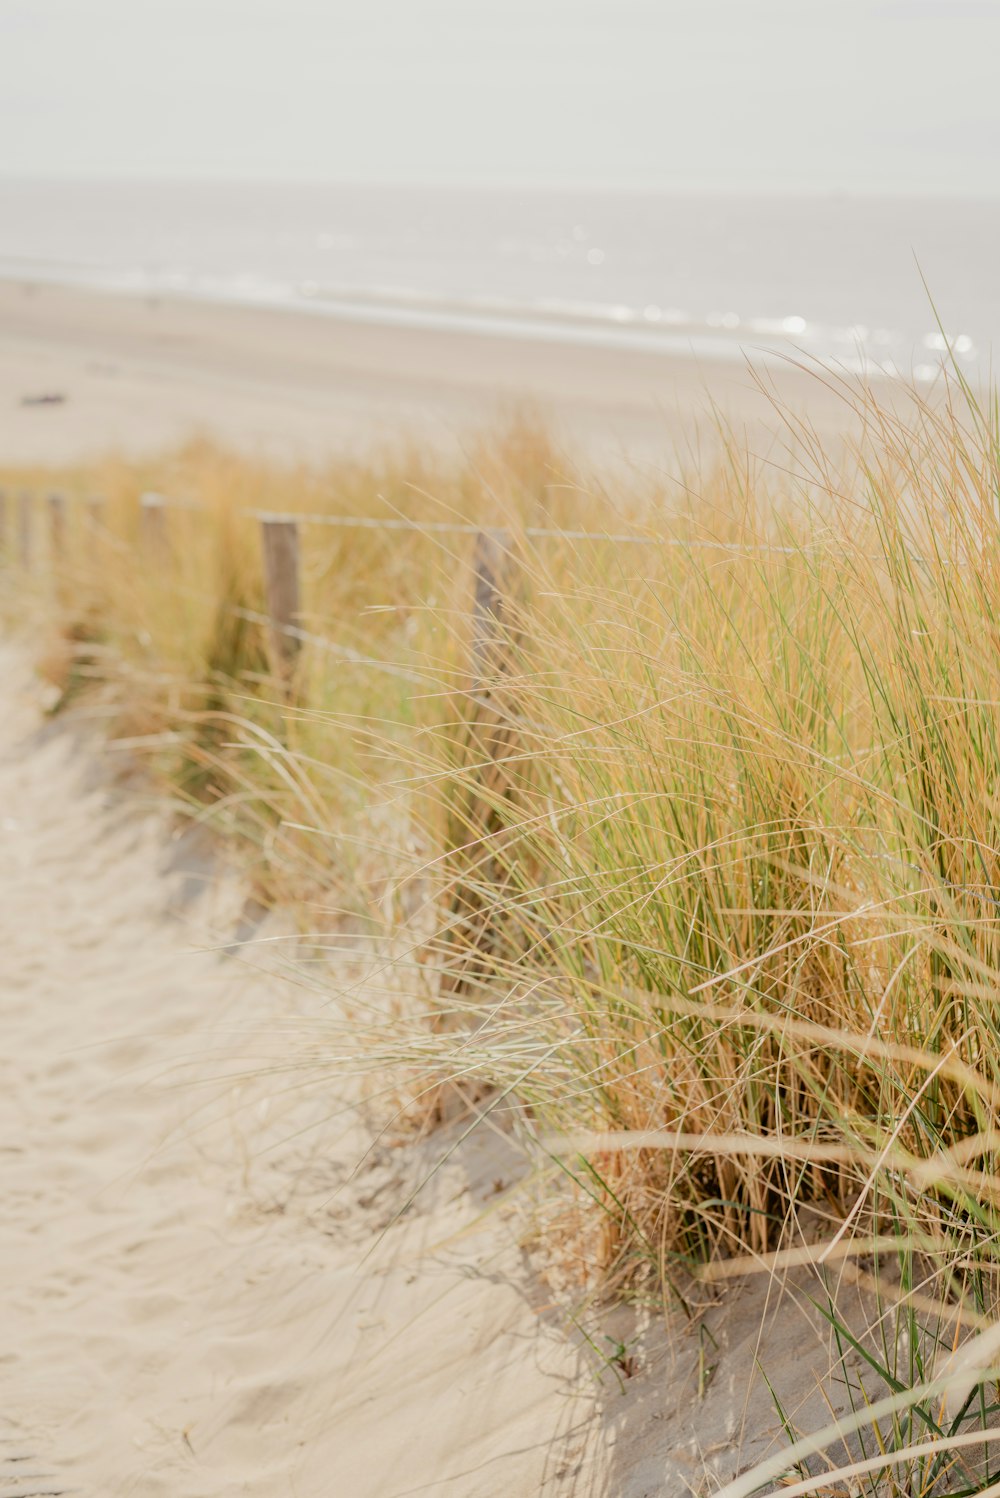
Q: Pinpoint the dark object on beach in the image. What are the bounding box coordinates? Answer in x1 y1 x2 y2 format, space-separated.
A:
19 392 67 406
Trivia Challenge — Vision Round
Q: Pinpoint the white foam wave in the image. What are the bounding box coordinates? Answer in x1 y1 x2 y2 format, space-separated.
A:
0 254 981 381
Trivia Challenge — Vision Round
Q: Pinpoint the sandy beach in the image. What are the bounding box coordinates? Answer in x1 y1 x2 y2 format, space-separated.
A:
4 1 998 1485
0 278 873 470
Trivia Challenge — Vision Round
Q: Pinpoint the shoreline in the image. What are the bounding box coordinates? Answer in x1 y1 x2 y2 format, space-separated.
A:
0 277 894 468
0 263 909 371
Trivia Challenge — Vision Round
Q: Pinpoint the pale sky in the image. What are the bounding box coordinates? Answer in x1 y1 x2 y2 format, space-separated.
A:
2 0 999 192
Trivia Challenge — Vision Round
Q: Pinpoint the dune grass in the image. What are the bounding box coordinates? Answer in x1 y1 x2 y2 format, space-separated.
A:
6 379 1000 1490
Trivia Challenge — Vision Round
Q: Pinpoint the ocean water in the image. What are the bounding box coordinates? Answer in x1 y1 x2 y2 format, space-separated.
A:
1 178 997 382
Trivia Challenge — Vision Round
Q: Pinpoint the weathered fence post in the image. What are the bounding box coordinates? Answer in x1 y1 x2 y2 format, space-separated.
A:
467 524 520 832
259 515 301 680
85 496 106 559
139 492 168 554
441 526 521 1008
18 491 33 569
471 527 516 689
48 491 68 563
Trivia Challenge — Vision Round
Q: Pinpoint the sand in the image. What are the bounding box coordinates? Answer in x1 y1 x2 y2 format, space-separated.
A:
0 642 606 1496
0 279 870 469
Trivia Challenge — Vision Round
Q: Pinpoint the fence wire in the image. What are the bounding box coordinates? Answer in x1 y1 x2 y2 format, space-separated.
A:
252 506 805 555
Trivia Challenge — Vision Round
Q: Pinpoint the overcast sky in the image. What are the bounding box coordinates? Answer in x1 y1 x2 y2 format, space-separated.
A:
2 0 999 192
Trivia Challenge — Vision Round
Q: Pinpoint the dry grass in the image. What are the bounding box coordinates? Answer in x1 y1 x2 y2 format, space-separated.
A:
6 377 1000 1491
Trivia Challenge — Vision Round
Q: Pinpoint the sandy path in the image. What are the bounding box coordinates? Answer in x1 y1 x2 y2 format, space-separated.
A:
0 643 602 1498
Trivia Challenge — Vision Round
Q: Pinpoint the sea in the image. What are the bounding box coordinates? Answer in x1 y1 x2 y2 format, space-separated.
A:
1 177 998 384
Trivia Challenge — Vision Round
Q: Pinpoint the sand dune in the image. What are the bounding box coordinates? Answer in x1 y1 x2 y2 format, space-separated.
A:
0 636 892 1497
0 281 901 1494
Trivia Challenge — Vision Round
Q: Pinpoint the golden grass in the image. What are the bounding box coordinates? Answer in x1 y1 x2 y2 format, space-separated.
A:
7 379 1000 1491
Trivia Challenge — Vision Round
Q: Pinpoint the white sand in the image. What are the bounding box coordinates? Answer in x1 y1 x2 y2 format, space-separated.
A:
0 644 607 1496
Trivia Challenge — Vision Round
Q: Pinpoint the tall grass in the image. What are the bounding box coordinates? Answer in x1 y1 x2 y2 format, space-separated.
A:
6 380 1000 1490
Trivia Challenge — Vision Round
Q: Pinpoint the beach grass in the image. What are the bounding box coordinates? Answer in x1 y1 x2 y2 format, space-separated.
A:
6 377 1000 1490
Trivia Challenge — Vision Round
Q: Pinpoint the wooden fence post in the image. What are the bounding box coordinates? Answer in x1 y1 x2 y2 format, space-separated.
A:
260 516 301 679
441 527 520 1005
85 496 106 558
468 525 520 821
139 492 168 554
48 491 68 563
0 488 6 558
18 491 33 569
471 528 516 687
